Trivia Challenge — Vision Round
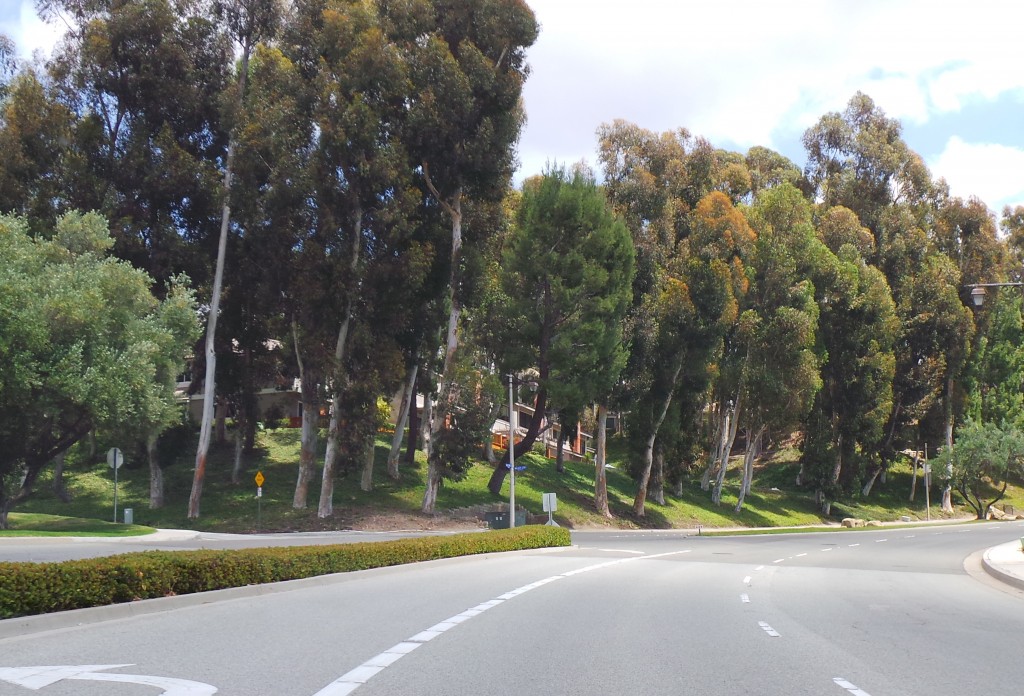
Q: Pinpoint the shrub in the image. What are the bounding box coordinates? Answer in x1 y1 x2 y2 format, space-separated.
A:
0 526 570 618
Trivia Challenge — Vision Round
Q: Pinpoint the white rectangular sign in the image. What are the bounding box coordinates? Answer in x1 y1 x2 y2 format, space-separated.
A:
542 492 557 512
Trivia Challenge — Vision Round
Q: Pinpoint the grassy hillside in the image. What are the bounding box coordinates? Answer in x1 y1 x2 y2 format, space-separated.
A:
12 427 1024 533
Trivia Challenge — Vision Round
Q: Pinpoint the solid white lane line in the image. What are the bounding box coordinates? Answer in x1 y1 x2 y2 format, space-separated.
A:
314 551 689 695
596 548 646 554
740 594 750 603
758 621 780 637
833 677 872 695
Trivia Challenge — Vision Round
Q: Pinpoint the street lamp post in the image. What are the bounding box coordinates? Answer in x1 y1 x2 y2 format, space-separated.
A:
508 373 516 528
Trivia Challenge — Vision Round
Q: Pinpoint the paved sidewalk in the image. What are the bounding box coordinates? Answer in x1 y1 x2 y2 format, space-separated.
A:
982 539 1024 591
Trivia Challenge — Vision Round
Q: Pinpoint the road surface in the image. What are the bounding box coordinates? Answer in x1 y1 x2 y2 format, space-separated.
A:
1 522 1022 695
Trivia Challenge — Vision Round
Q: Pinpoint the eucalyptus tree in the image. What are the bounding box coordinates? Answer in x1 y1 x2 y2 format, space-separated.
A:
188 0 282 519
801 241 898 514
0 211 198 527
934 420 1024 519
483 166 634 507
378 0 539 485
39 0 232 286
732 184 822 511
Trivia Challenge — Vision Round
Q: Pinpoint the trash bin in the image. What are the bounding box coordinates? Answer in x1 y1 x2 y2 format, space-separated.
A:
123 508 133 525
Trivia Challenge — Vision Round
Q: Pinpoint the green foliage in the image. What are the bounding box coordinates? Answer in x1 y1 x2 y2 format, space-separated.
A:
0 526 570 618
935 420 1024 519
0 212 199 523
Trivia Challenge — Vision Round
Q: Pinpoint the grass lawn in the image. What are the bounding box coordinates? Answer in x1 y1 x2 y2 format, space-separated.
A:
11 426 1021 534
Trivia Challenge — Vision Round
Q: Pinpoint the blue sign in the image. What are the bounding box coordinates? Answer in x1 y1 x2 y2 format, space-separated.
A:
505 464 528 471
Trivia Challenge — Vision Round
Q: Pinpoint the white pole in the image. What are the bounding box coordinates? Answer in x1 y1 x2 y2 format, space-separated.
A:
924 443 931 521
509 374 516 529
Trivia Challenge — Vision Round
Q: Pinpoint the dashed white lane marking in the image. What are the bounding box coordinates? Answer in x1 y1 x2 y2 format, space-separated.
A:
313 550 689 695
743 576 752 585
796 553 807 557
848 543 860 547
758 621 781 637
755 565 765 571
822 548 833 552
740 594 750 603
833 677 872 695
903 535 915 539
773 558 785 564
875 539 887 543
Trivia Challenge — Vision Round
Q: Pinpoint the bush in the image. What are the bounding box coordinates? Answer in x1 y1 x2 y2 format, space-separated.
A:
0 526 570 618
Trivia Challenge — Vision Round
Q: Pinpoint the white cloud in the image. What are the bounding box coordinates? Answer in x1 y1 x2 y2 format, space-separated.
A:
3 1 63 62
930 136 1024 214
518 0 1024 213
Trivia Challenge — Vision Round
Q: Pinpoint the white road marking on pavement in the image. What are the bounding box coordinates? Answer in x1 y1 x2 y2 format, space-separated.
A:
740 594 750 603
773 558 785 563
822 548 833 552
904 535 915 538
848 543 860 547
596 548 646 554
0 665 217 695
314 551 689 695
755 565 765 571
833 677 872 695
757 621 780 637
796 553 807 557
875 539 887 543
743 576 751 585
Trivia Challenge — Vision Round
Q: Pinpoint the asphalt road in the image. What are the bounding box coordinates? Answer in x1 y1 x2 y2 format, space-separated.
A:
1 522 1022 695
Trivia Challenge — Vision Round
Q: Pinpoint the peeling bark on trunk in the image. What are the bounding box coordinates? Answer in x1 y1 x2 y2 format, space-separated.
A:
712 399 739 505
387 363 418 479
594 403 611 518
148 432 164 509
293 370 320 510
360 436 375 493
734 425 764 513
52 451 70 503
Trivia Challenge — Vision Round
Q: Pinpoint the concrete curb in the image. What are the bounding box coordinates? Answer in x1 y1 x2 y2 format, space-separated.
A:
981 540 1024 592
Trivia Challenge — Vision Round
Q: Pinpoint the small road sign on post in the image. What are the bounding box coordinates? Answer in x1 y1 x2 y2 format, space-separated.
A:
542 492 559 526
254 471 265 530
106 448 123 523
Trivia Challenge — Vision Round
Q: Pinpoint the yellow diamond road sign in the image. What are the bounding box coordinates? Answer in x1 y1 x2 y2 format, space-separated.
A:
255 471 265 487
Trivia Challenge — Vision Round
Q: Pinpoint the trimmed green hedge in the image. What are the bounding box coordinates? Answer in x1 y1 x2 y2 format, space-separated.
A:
0 526 570 619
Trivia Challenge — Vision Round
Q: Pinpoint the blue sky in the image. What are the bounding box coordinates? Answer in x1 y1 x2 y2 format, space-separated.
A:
6 0 1024 219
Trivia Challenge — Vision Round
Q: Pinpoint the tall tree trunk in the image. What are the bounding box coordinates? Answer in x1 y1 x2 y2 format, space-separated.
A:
387 362 418 479
188 34 252 520
712 398 740 505
633 359 683 517
941 376 954 512
701 405 722 491
320 207 362 518
360 436 375 492
405 389 420 466
555 427 565 474
862 465 881 496
52 451 70 503
293 360 320 510
421 458 442 515
734 425 764 513
231 421 244 485
420 391 433 459
148 432 164 509
594 403 611 518
650 446 665 505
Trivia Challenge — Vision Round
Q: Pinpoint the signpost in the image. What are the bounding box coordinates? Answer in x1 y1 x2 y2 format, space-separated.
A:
542 492 559 526
106 448 123 523
255 471 265 530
